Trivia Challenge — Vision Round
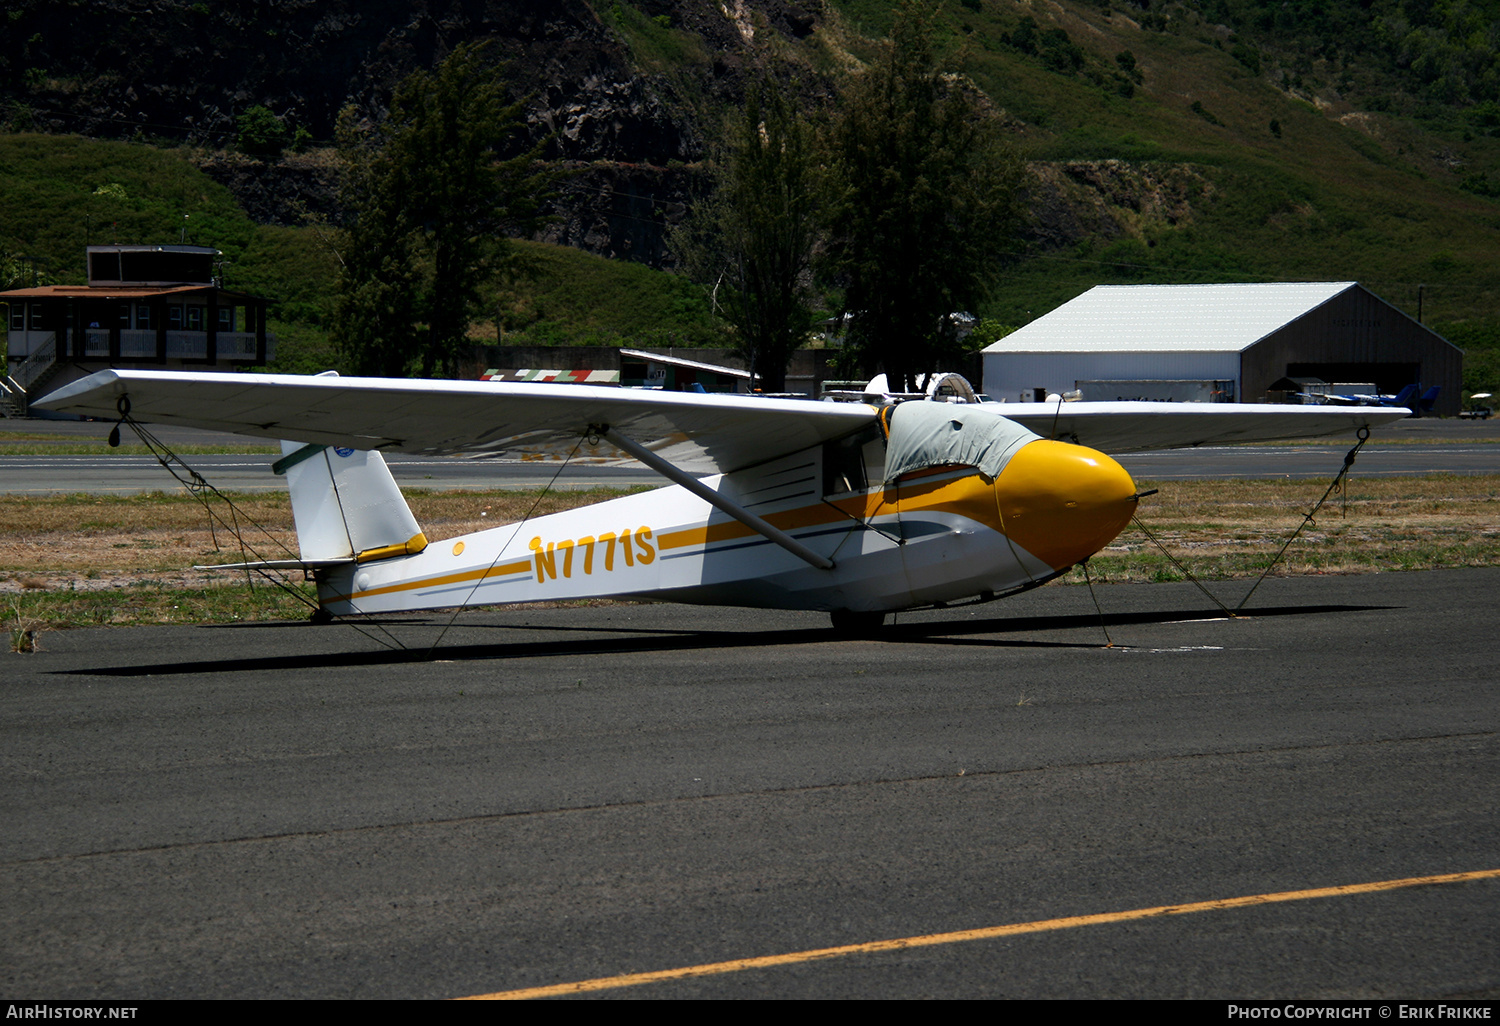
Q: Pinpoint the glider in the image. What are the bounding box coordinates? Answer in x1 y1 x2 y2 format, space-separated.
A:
36 369 1409 633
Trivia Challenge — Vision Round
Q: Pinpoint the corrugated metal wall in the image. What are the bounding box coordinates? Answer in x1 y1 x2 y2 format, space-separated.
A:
981 351 1239 404
1242 287 1462 415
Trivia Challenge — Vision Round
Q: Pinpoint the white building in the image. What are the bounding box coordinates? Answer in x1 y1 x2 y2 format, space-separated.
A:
2 245 276 416
981 282 1461 415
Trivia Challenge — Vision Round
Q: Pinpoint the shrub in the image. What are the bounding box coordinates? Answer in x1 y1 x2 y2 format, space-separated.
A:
236 105 288 157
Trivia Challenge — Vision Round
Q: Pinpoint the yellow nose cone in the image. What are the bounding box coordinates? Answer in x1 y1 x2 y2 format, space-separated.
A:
996 438 1138 571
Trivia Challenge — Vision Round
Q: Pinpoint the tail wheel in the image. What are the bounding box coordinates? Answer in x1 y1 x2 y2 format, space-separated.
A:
830 609 886 637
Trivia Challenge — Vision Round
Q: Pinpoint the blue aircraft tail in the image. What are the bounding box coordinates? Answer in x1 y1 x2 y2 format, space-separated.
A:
1383 383 1419 409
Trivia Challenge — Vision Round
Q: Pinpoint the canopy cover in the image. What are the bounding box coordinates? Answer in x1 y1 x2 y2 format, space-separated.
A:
883 402 1040 484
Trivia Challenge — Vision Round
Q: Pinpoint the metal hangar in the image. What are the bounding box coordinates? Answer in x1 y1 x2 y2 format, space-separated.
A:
980 282 1462 416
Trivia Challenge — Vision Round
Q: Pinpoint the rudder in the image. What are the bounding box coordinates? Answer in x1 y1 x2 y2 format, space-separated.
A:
274 441 426 564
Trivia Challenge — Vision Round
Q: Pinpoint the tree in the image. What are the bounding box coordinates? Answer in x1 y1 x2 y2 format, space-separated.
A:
237 105 289 157
822 1 1028 392
671 80 819 392
333 42 550 377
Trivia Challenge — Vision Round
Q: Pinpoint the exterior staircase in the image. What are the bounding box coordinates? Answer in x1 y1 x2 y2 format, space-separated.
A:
4 334 60 417
0 378 22 418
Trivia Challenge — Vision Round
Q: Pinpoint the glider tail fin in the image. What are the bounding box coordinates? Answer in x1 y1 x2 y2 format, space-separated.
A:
274 439 427 564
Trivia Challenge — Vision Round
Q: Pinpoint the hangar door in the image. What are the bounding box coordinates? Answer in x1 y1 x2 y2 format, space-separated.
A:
1286 362 1422 394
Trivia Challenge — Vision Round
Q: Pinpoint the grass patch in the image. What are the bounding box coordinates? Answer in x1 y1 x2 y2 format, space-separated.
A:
1 486 653 632
8 582 316 634
0 486 645 538
1084 474 1500 585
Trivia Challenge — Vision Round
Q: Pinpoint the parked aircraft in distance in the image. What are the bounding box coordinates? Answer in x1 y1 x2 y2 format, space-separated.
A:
38 370 1410 633
1295 383 1422 410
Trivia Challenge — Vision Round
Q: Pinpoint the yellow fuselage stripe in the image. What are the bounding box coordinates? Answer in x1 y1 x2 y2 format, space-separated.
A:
653 470 981 551
330 469 984 603
459 867 1500 999
326 559 533 602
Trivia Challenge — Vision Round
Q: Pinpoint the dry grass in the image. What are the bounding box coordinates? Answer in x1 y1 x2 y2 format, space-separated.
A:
8 596 42 652
1093 475 1500 582
0 488 645 593
1 477 1496 628
0 488 637 538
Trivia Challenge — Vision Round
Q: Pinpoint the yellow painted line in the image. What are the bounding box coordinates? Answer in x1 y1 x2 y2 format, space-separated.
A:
460 867 1500 1000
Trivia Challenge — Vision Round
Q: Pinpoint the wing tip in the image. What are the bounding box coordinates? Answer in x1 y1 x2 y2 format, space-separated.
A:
33 368 129 412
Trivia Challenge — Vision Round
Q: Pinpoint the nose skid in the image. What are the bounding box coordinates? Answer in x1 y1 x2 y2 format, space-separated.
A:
995 439 1139 571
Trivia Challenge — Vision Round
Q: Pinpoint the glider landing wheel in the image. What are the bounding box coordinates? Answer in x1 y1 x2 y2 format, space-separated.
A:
830 609 886 637
309 607 334 626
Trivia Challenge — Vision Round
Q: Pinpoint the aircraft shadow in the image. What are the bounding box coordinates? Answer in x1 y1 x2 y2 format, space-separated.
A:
54 602 1395 678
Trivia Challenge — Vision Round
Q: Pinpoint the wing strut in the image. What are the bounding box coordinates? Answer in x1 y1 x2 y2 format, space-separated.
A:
597 425 835 571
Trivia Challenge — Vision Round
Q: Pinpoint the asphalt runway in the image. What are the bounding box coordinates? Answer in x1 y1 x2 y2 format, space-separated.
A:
3 569 1496 999
3 434 1497 494
3 414 1498 494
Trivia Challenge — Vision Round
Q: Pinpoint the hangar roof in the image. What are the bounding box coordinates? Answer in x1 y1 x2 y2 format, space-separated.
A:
982 282 1358 354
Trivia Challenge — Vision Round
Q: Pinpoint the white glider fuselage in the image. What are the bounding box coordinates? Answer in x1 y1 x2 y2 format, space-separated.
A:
317 435 1141 618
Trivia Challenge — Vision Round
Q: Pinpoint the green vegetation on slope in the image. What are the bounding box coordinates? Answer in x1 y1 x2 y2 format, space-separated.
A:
486 238 725 349
0 134 728 371
231 223 342 375
0 133 254 280
0 133 351 373
823 1 1500 388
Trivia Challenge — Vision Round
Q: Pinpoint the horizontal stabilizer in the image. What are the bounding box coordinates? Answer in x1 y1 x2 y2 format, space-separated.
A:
194 557 356 572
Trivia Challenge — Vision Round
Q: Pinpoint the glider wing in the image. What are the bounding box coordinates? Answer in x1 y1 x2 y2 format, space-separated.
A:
36 369 878 474
998 401 1410 452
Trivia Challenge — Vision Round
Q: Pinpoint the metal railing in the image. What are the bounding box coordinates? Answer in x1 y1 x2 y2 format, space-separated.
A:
0 376 21 416
167 331 264 359
5 331 275 409
120 330 157 358
12 334 57 390
80 329 269 361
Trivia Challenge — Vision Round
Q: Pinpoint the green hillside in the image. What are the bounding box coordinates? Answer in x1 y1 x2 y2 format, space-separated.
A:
0 135 724 373
826 4 1500 306
485 240 723 349
4 0 1500 392
0 134 254 279
814 0 1500 390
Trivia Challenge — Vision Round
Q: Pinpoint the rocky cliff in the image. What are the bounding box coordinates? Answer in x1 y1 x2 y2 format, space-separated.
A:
3 1 833 266
2 0 829 159
1 0 1215 270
